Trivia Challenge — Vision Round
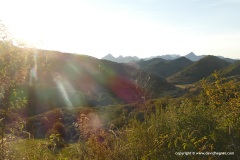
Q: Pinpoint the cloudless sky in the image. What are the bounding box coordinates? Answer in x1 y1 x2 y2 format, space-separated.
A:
0 0 240 59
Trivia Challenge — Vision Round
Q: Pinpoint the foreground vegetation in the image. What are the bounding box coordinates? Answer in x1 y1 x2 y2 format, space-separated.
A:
0 74 239 159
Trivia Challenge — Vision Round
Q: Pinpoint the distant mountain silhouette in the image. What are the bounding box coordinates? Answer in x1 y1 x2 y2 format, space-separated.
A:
184 52 205 61
143 54 181 60
102 52 238 63
102 54 182 63
101 54 140 63
102 53 116 62
167 55 230 84
221 58 238 63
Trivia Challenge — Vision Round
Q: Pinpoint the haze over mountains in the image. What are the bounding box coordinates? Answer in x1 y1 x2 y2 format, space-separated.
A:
102 51 239 86
102 52 238 63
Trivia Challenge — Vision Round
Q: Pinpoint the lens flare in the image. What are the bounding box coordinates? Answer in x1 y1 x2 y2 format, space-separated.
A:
55 79 73 109
109 76 143 103
76 109 103 139
29 52 38 85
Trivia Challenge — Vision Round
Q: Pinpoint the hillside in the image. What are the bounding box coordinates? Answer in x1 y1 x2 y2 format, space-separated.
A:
137 58 168 68
219 60 240 77
136 57 193 78
21 49 176 115
167 55 230 84
222 58 238 63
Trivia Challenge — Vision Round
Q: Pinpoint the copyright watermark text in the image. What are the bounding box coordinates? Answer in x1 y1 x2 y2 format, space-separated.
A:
175 152 234 156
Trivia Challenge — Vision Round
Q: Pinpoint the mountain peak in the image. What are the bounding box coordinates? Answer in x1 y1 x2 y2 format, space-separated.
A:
184 52 205 61
118 55 124 58
101 53 116 61
103 53 115 59
101 54 140 63
186 52 195 56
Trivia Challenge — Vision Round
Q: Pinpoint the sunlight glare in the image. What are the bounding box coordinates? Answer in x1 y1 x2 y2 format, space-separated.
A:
55 79 73 109
29 52 38 85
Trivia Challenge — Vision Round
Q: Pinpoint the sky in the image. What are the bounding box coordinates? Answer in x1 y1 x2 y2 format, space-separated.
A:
0 0 240 59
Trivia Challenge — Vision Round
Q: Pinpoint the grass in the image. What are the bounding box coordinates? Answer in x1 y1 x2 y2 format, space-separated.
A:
9 139 83 160
9 139 56 159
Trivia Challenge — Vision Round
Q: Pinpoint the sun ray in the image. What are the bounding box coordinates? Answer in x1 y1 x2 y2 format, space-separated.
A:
54 79 73 110
29 52 38 85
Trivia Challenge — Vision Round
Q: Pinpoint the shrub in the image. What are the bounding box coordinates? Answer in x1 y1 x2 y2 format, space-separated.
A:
46 122 66 140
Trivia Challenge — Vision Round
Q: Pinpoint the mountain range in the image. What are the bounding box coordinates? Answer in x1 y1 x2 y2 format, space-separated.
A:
35 51 239 97
167 55 231 84
134 57 194 79
102 54 140 63
4 47 239 116
102 52 238 63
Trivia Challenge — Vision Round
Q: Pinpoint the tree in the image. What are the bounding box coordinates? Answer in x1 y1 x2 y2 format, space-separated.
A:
0 21 29 159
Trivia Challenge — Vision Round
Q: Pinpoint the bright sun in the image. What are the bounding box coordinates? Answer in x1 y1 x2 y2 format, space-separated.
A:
2 0 239 59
